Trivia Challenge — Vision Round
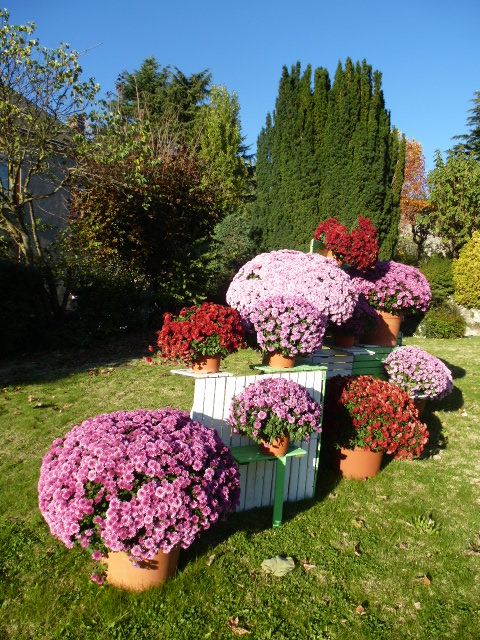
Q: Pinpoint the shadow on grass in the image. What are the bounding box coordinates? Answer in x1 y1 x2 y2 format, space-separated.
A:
0 330 155 386
440 358 466 381
180 463 340 570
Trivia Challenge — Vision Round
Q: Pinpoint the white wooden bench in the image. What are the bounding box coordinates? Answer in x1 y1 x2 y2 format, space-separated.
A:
190 368 327 516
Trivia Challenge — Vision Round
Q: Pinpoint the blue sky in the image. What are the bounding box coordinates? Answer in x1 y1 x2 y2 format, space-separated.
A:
7 0 480 172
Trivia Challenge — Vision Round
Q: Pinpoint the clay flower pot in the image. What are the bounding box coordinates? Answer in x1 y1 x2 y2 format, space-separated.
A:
192 354 221 374
412 394 428 417
337 447 383 480
106 547 180 591
333 330 355 348
362 311 402 347
259 435 290 457
268 352 296 369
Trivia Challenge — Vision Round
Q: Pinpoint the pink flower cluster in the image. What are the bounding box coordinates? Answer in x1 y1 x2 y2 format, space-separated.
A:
226 250 357 326
384 346 454 400
250 295 327 357
337 295 379 336
349 261 432 314
38 409 240 568
229 377 323 444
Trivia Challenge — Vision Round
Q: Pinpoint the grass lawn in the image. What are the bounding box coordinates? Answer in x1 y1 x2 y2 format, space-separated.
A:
0 336 479 639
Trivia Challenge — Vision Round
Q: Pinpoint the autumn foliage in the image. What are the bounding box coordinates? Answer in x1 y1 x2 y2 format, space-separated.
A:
400 139 431 225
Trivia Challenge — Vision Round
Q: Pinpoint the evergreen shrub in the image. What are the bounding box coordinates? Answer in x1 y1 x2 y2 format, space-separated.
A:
420 254 454 305
420 303 466 339
453 232 480 308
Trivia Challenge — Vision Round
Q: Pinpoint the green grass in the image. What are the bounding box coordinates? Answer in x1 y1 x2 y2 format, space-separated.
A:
1 337 479 639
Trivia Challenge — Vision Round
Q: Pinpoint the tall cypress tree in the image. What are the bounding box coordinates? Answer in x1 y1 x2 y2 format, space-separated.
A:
254 59 405 258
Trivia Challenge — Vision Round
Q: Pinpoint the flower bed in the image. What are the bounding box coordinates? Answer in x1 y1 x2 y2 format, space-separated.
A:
348 261 432 314
384 346 453 400
38 409 240 582
229 377 323 444
226 250 357 327
322 375 429 459
151 302 246 366
250 294 327 357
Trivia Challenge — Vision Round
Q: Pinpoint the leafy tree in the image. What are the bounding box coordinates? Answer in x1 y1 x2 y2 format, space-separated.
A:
400 139 432 260
254 59 405 259
452 90 480 161
453 231 480 307
69 109 223 314
197 85 251 213
0 9 98 319
428 150 480 258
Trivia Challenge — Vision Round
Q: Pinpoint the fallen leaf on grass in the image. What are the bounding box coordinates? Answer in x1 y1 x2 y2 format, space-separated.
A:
413 602 421 610
328 492 337 500
300 560 317 572
228 618 251 636
352 519 364 529
63 403 73 409
206 554 215 566
33 402 44 408
414 575 431 586
354 544 362 557
355 605 365 616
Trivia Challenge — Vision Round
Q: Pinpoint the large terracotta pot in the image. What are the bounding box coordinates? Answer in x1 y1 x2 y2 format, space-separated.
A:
338 447 383 480
268 352 296 369
362 311 402 347
333 330 355 348
192 354 221 374
106 547 180 591
259 435 290 457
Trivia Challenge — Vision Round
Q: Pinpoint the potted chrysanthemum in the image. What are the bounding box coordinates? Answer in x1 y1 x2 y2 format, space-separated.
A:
226 250 357 329
384 346 454 415
229 377 323 457
330 295 380 348
249 294 327 368
348 261 432 346
151 302 246 373
38 409 240 591
314 216 379 270
322 375 429 479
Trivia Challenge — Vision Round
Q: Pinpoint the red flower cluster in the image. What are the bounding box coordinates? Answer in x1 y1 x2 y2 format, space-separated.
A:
152 303 246 366
314 217 379 271
323 375 429 460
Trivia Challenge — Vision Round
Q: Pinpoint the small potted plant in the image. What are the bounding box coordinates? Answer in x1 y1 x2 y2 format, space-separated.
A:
314 217 379 270
226 250 358 329
151 302 246 373
384 346 454 415
229 377 323 457
330 295 379 348
38 408 240 591
349 261 432 346
249 294 327 368
322 375 429 479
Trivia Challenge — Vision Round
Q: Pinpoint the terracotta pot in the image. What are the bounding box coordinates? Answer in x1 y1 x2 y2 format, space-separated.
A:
362 311 402 347
318 248 344 266
268 352 296 369
192 354 221 374
259 435 290 457
106 547 180 591
333 330 355 348
337 447 383 480
412 395 427 417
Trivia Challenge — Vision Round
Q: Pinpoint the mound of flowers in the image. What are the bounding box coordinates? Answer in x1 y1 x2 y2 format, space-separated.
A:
314 216 379 271
348 261 432 314
151 302 246 366
229 377 323 444
335 295 379 337
226 250 357 327
250 294 327 357
38 409 240 581
384 346 454 400
322 375 429 459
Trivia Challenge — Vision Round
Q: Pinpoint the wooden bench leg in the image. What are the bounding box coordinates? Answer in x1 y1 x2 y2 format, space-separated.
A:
272 456 287 528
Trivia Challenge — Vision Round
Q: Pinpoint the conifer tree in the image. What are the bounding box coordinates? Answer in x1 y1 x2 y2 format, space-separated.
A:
254 59 405 259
